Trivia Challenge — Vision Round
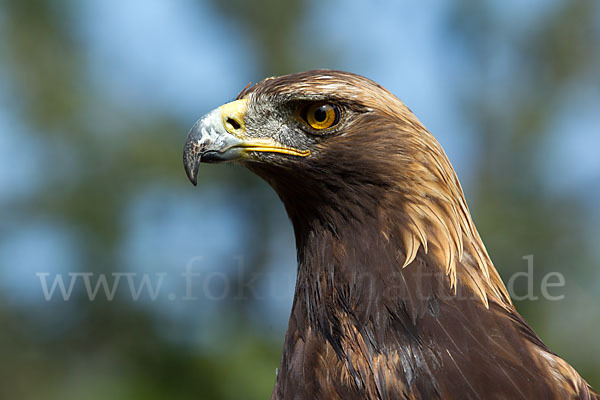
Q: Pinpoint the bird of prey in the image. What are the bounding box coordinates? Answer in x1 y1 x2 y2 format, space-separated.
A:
183 70 597 399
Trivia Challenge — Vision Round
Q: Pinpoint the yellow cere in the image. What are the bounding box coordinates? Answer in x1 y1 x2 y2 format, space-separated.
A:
220 99 249 137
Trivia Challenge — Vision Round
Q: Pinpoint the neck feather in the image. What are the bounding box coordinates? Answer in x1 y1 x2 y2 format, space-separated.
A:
261 158 513 331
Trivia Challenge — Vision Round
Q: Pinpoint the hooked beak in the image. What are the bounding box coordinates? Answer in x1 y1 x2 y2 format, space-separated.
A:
183 99 310 186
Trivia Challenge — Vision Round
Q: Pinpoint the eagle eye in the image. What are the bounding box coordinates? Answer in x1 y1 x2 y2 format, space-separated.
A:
300 102 341 131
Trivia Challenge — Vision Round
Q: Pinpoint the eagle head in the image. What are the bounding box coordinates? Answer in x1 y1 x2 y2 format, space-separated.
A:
183 70 453 239
184 70 427 190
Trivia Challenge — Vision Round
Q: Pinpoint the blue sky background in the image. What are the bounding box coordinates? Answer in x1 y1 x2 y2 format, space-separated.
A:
2 0 600 328
2 0 600 331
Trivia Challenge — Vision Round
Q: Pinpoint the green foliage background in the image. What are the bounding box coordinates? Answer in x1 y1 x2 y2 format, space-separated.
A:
0 0 598 398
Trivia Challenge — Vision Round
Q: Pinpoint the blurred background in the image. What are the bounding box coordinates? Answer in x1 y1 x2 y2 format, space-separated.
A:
1 0 599 398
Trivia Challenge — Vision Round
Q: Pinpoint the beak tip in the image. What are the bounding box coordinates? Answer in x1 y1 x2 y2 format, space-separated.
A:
183 150 200 187
184 162 199 186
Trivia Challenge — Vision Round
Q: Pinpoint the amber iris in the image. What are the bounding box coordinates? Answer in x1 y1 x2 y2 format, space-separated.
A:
303 102 340 130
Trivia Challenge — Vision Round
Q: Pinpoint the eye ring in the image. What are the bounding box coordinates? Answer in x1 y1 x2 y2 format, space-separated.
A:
300 102 341 131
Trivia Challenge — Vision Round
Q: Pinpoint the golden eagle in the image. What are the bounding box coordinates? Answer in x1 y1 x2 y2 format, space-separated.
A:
183 70 597 399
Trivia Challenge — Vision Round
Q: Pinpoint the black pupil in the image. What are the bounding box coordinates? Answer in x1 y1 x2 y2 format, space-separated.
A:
314 105 329 122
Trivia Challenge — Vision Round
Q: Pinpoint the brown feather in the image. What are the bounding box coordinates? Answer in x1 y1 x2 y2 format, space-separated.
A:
233 70 597 400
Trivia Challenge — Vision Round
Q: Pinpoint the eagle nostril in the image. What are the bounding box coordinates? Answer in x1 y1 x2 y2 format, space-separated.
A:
226 118 241 131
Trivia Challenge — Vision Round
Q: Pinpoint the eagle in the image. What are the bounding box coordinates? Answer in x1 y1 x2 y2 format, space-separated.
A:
183 70 597 399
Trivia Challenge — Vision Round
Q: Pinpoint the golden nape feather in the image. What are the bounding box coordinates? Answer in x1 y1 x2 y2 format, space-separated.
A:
184 70 597 399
